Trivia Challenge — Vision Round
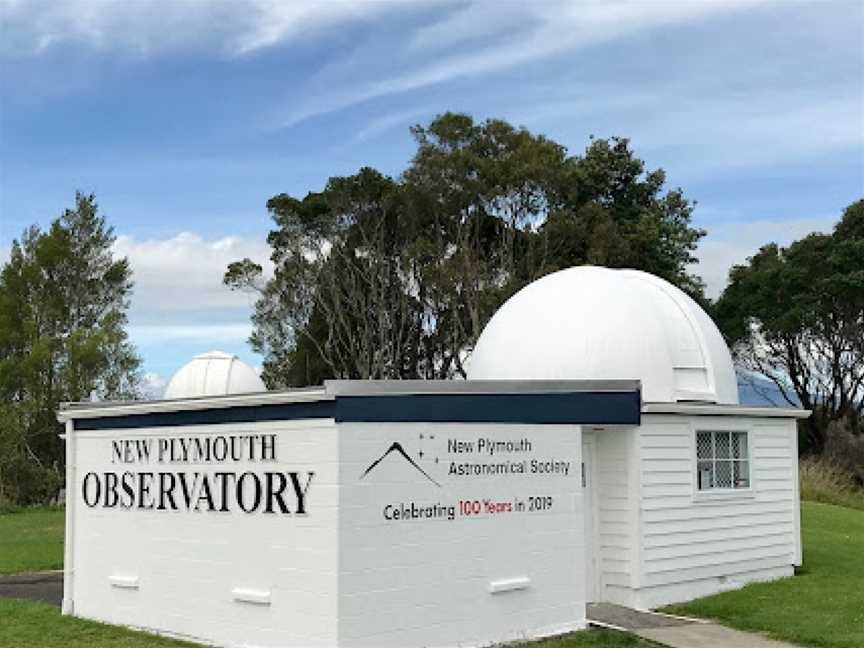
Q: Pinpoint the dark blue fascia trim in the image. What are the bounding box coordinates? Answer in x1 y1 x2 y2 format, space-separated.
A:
73 400 336 431
335 392 640 425
71 390 641 431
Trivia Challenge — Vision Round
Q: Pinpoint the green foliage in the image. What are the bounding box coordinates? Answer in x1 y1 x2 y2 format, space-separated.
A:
714 199 864 450
666 502 864 648
227 114 705 387
0 506 64 574
0 193 141 505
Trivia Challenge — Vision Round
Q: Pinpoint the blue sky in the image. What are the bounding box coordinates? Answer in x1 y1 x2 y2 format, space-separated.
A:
1 0 862 393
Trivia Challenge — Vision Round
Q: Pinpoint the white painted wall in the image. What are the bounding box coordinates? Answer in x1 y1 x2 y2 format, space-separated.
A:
337 422 585 648
633 414 800 609
67 418 585 648
68 419 340 648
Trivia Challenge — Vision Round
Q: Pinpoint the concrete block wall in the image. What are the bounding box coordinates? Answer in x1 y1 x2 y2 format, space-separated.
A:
337 422 586 648
69 419 340 648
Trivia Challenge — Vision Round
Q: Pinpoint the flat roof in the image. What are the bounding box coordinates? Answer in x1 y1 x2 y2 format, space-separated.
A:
58 380 809 431
59 380 642 430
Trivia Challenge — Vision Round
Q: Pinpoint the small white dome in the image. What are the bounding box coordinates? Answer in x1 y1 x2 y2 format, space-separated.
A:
467 266 738 404
163 351 266 399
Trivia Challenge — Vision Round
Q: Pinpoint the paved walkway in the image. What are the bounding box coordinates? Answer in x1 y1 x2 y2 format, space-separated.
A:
588 602 800 648
0 570 62 606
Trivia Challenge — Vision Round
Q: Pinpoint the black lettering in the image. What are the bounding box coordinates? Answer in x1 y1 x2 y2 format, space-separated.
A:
195 474 216 511
179 438 192 462
212 437 227 462
192 437 210 462
157 438 169 462
264 472 290 514
177 472 195 509
112 441 124 464
157 472 178 510
135 439 151 462
229 436 242 461
288 471 314 515
104 472 119 507
261 434 276 461
214 472 234 512
120 471 135 508
82 472 100 507
137 472 154 509
236 472 262 513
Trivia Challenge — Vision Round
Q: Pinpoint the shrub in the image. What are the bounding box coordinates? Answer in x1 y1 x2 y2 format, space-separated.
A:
823 418 864 486
799 456 864 511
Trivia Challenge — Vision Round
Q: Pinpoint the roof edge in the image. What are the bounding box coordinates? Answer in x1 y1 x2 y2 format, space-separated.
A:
57 389 331 422
325 379 641 396
642 402 811 419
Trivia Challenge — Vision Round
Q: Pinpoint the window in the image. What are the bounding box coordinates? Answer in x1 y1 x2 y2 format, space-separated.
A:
696 430 750 490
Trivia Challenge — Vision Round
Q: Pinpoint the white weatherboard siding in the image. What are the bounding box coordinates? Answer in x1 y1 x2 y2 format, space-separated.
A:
337 422 586 648
69 419 340 648
593 427 638 606
634 414 799 608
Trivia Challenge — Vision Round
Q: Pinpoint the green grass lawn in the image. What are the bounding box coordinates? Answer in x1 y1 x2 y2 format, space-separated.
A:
0 599 202 648
666 501 864 648
0 507 64 575
0 599 653 648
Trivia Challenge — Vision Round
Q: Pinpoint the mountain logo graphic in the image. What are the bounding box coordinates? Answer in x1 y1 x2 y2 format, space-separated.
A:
360 442 441 487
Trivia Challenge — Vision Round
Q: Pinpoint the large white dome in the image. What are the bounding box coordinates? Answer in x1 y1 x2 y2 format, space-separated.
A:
163 351 266 399
467 266 738 404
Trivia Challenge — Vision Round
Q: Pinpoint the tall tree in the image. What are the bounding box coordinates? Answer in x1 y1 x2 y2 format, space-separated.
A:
0 193 141 504
227 113 706 387
226 169 418 385
714 199 864 451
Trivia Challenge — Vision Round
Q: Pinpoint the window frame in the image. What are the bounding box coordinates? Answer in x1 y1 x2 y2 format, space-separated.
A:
691 422 755 501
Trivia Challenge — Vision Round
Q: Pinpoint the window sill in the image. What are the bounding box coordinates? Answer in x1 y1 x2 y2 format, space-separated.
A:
693 489 755 503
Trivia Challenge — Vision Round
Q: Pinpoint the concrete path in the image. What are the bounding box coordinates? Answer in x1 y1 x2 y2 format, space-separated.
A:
588 602 799 648
0 570 62 606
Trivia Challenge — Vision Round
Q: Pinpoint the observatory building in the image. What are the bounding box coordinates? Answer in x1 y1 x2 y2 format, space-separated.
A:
58 266 808 648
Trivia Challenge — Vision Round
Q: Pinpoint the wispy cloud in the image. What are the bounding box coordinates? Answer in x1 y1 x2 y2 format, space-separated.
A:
355 108 430 142
0 0 407 57
280 0 766 127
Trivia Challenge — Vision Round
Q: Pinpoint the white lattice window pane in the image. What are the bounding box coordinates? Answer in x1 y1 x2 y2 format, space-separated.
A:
732 432 748 460
696 431 713 460
734 461 750 488
715 460 733 488
716 431 731 459
697 461 714 489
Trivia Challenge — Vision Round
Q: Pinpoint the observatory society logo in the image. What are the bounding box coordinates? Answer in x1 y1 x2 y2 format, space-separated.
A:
360 441 441 486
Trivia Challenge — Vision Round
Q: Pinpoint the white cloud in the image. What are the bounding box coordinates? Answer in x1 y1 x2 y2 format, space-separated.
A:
113 231 272 318
694 214 837 299
112 231 271 374
0 0 405 57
